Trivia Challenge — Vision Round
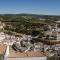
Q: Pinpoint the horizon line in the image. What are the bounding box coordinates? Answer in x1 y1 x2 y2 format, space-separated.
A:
0 13 60 16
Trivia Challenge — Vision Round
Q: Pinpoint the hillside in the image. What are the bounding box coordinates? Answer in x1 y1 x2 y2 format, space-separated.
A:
0 14 59 34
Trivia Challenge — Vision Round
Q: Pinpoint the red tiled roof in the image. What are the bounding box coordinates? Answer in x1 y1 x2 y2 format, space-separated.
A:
0 44 7 55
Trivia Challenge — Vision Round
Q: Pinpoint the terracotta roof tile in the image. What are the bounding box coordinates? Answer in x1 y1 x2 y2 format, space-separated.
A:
8 49 45 58
26 51 45 57
0 44 7 55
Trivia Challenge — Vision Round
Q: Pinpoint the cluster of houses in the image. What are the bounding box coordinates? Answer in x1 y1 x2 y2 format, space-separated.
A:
0 31 59 60
0 21 60 60
44 24 60 41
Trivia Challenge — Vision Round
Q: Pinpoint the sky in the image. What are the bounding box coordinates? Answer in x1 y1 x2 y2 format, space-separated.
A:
0 0 60 15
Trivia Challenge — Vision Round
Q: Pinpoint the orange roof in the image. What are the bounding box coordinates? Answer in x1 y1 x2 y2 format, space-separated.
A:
26 51 45 57
8 52 27 58
8 47 45 58
0 44 7 55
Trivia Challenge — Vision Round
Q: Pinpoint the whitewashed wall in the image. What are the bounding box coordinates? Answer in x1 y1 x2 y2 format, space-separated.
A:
4 57 47 60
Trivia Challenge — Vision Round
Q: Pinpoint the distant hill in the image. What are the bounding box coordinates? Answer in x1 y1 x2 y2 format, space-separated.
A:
0 13 60 21
0 13 59 17
0 13 60 34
